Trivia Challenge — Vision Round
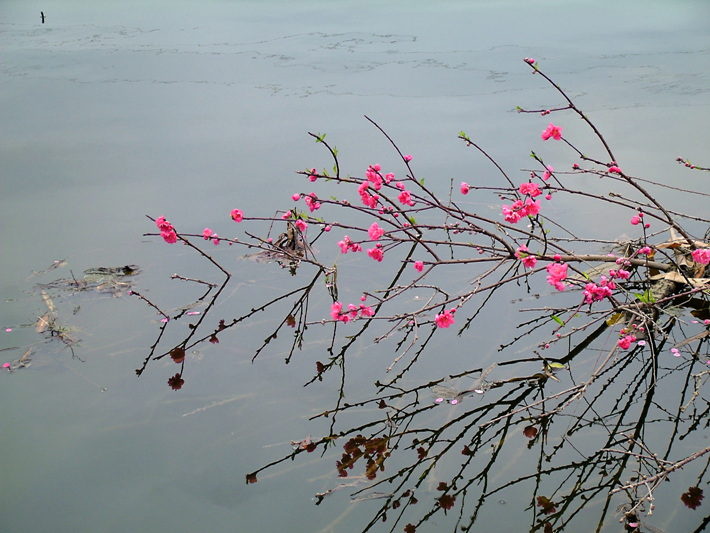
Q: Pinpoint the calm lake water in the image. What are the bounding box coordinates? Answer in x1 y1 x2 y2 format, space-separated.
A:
2 1 710 532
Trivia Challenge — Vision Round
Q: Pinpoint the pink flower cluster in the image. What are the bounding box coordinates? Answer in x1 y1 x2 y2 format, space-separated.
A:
502 197 541 223
435 309 456 328
583 275 615 304
331 301 374 323
358 181 380 209
304 193 321 212
414 260 424 272
338 235 362 254
546 262 568 291
367 244 384 262
368 222 385 240
156 216 177 244
692 248 710 265
515 245 537 269
519 182 541 197
618 334 636 350
541 123 562 141
609 268 631 280
203 228 220 246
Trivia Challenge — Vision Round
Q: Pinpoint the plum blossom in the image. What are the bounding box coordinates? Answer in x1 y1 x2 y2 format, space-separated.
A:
304 193 321 212
502 197 541 223
435 309 456 328
515 245 537 269
541 123 562 141
461 182 470 195
692 248 710 265
367 247 384 262
546 262 568 291
203 228 213 240
519 182 541 197
630 216 640 225
295 219 308 232
414 261 424 272
583 276 615 304
331 300 374 322
618 334 636 350
231 209 243 222
398 190 415 206
337 235 362 254
609 165 622 174
366 165 383 190
542 165 554 181
368 222 385 240
404 154 413 162
156 216 177 244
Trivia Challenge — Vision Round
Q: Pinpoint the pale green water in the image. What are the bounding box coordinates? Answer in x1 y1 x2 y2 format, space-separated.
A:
1 1 709 532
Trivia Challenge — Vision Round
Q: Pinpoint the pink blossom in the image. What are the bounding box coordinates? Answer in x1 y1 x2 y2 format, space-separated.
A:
609 269 631 280
295 219 308 232
203 228 213 240
630 216 640 225
330 302 343 320
337 235 361 254
546 262 568 291
309 168 317 182
281 211 292 220
161 229 177 244
461 182 470 195
404 154 413 162
582 277 614 304
692 248 710 265
638 246 652 256
398 190 415 206
524 197 541 217
348 303 359 319
385 173 395 183
524 57 535 64
212 234 220 245
542 165 554 181
359 305 374 318
367 247 384 262
618 334 636 350
414 260 424 272
515 245 537 269
366 166 383 190
435 310 455 329
324 225 331 232
2 362 10 368
368 222 385 240
519 182 541 197
395 181 405 190
541 123 562 141
231 209 243 222
292 193 300 201
304 193 321 212
609 165 622 174
155 215 170 231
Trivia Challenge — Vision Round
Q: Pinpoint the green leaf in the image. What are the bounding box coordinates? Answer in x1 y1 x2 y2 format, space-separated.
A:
548 362 566 369
551 315 564 326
